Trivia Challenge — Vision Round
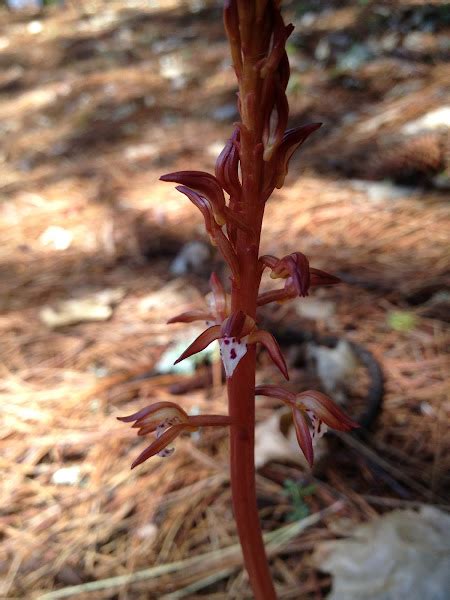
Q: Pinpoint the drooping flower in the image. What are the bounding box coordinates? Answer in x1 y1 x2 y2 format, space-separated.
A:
160 169 251 284
259 123 322 201
168 273 289 379
258 252 340 305
118 401 231 468
255 385 358 466
160 171 227 225
262 78 289 162
215 127 241 200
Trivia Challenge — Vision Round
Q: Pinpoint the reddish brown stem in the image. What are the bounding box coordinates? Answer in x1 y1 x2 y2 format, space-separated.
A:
228 252 277 599
227 27 277 596
228 350 277 599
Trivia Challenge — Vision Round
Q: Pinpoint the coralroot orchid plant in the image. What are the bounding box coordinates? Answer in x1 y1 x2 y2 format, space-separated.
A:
119 2 358 598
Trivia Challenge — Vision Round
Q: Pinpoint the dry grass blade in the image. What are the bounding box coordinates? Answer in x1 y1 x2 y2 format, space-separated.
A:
38 503 342 599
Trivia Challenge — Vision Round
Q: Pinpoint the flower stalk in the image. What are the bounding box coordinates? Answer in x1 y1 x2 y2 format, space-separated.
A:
119 2 358 598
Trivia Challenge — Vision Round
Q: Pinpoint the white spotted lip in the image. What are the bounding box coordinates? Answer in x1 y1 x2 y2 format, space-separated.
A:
219 335 249 378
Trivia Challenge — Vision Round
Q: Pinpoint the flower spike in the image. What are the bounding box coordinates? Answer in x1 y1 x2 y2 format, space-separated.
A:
255 385 359 466
118 401 231 468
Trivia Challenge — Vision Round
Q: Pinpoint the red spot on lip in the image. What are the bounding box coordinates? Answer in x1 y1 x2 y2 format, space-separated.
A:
230 348 237 359
224 338 230 345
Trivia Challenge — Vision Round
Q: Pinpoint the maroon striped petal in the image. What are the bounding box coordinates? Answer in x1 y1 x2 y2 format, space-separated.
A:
167 310 214 324
161 171 226 225
254 384 297 404
130 424 186 468
117 401 185 424
310 268 341 287
292 409 314 467
247 330 289 380
297 391 359 431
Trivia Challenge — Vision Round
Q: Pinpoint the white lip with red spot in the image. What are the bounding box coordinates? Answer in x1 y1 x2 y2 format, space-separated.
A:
306 410 328 443
219 335 248 378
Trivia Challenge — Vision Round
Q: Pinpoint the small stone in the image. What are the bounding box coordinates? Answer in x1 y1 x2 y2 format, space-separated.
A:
401 106 450 136
39 226 73 251
315 39 330 62
295 297 336 321
135 523 158 542
27 20 43 34
51 466 82 486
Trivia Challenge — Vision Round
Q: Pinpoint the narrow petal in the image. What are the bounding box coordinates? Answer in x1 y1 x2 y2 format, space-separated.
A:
247 329 289 379
263 81 289 162
117 401 185 424
209 272 228 321
215 127 241 198
292 409 314 467
257 287 296 306
260 255 279 270
255 384 296 404
297 391 359 431
214 227 241 283
131 424 186 468
221 311 243 337
174 325 221 364
174 185 216 238
221 311 255 338
160 171 226 225
167 310 214 324
272 123 322 189
310 268 341 286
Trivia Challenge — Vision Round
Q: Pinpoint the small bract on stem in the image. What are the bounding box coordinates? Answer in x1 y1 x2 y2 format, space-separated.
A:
119 2 358 598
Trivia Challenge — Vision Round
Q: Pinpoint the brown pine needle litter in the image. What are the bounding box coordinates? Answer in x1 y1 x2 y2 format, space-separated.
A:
0 1 449 598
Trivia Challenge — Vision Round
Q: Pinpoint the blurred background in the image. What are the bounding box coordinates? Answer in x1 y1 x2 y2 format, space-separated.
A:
0 1 449 598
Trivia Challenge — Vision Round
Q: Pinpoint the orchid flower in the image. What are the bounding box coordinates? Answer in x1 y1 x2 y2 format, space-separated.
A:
255 386 358 467
258 252 340 305
168 273 288 379
160 167 254 284
263 123 323 195
118 401 231 468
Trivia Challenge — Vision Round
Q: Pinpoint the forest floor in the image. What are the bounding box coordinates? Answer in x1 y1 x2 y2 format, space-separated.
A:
0 1 449 598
